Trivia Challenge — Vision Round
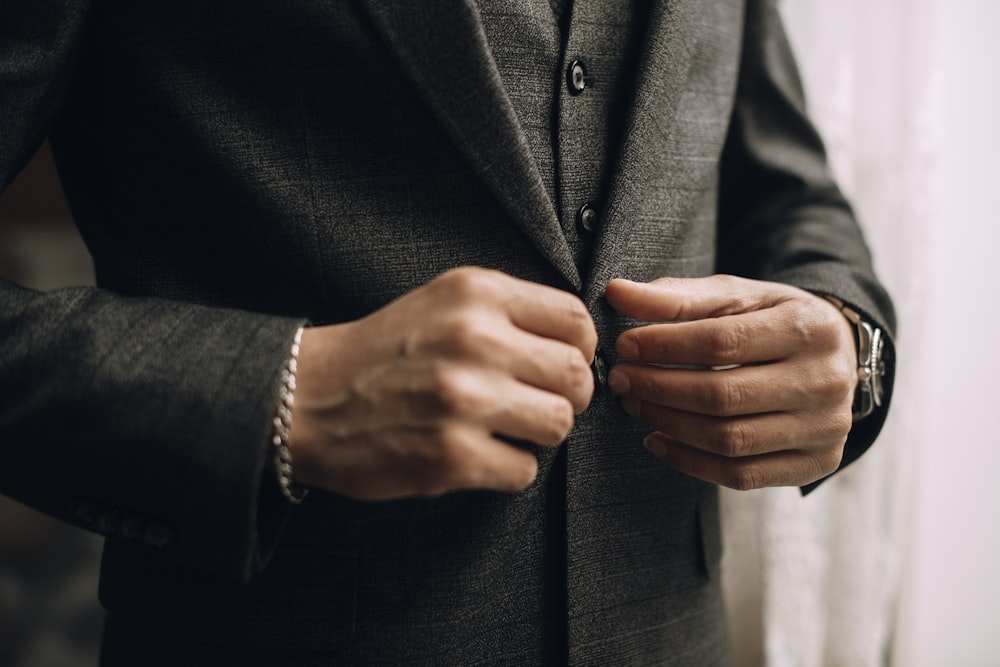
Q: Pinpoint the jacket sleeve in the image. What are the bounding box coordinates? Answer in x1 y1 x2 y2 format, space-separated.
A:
715 0 897 490
0 0 302 581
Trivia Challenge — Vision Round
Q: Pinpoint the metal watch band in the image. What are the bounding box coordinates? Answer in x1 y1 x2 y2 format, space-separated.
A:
825 295 886 420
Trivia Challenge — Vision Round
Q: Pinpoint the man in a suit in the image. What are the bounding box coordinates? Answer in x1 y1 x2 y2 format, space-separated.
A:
0 0 894 664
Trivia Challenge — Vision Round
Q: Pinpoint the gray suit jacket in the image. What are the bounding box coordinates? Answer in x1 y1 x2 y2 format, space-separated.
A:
0 0 895 663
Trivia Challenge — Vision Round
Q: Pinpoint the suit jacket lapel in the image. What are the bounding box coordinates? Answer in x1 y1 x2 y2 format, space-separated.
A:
356 0 581 290
584 0 703 304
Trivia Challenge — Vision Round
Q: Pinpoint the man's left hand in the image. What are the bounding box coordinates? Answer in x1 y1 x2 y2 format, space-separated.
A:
605 275 857 490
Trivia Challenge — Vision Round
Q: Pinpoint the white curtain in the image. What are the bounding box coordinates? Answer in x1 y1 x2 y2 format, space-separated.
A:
720 0 935 664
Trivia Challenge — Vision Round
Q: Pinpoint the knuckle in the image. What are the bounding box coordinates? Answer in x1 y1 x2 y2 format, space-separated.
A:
705 376 749 416
542 399 575 444
795 301 843 350
715 274 743 291
564 296 590 325
565 348 593 399
400 329 429 359
565 346 588 378
825 409 853 441
447 315 501 359
816 303 849 346
713 419 755 457
428 367 479 416
816 444 846 477
566 300 598 349
816 359 856 402
726 463 767 492
713 276 755 316
438 266 500 302
704 320 750 364
801 445 845 484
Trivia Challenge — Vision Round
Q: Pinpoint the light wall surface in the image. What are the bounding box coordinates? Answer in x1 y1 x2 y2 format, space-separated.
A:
784 1 1000 664
894 1 1000 665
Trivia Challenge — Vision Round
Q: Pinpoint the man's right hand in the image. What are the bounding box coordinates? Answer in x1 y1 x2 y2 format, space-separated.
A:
287 267 598 500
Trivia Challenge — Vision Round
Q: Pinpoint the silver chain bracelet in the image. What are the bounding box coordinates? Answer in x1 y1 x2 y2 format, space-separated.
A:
272 326 309 504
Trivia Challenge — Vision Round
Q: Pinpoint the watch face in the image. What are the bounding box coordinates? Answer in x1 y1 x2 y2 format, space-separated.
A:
870 328 885 408
827 295 887 420
853 321 884 420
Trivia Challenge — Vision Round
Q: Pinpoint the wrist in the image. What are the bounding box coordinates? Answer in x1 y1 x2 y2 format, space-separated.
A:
823 295 886 420
282 321 357 491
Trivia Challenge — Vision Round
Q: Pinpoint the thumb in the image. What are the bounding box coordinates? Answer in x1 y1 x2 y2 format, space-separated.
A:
605 275 788 322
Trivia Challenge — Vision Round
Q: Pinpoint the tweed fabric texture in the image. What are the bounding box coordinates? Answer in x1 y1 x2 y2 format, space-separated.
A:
0 0 894 664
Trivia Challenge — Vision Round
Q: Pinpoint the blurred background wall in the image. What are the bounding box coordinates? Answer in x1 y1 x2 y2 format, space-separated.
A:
0 143 103 667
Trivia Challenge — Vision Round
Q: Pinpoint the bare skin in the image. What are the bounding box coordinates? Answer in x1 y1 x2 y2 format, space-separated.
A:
288 269 857 499
288 267 598 500
605 275 857 490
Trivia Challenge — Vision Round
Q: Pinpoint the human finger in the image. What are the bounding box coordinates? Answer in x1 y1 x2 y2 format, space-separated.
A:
642 432 845 490
611 360 853 418
605 275 795 323
478 372 578 446
505 334 594 414
501 277 598 359
320 425 541 500
376 363 577 447
620 399 852 458
408 318 594 414
614 301 835 366
428 268 597 359
410 425 544 495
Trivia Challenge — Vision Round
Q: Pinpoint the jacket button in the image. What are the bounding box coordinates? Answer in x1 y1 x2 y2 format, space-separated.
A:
567 60 588 94
576 203 598 233
592 348 609 392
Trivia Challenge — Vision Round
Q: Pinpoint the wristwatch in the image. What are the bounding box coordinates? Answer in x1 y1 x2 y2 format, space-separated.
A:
825 295 886 420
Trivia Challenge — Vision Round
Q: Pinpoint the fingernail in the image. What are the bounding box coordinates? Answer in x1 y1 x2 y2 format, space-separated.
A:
644 433 669 458
620 396 640 417
616 335 638 359
608 368 629 395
